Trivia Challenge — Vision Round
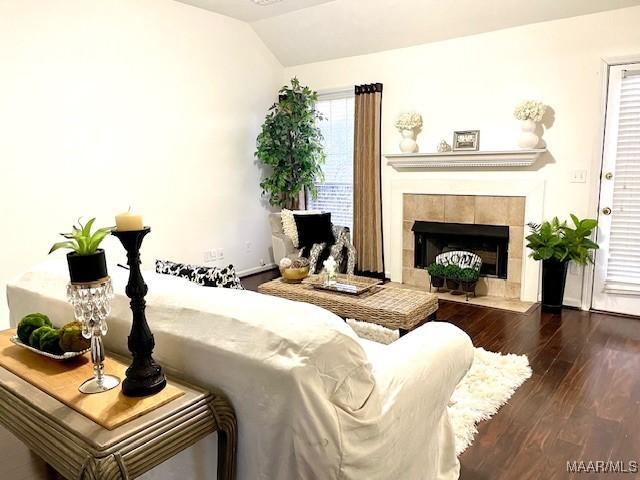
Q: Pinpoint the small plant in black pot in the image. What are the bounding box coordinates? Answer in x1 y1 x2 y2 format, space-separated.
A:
526 215 598 313
49 218 112 284
443 264 462 291
426 262 446 290
458 268 480 300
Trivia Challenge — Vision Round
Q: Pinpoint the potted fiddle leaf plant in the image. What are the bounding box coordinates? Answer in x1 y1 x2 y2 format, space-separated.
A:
526 215 598 313
49 218 112 284
426 262 446 290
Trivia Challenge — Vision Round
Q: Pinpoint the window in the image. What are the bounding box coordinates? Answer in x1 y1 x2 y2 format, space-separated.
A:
308 90 355 230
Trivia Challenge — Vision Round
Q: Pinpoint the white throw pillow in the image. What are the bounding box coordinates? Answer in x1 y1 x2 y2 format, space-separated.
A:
281 209 321 248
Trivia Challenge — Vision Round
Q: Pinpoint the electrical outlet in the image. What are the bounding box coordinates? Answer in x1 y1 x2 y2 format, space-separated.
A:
569 169 587 183
260 258 266 266
245 241 252 253
217 248 225 261
204 250 215 263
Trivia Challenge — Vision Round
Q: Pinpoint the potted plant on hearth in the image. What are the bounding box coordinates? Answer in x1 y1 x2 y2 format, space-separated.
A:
426 262 446 291
526 215 598 313
458 268 480 300
49 218 112 284
443 264 462 291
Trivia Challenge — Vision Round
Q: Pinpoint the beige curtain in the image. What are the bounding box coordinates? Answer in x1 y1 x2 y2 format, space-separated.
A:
353 83 384 276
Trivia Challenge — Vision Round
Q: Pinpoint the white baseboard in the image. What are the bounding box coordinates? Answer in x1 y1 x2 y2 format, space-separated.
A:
238 263 277 278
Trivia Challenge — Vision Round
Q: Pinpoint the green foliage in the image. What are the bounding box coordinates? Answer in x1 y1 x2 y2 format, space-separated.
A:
39 328 63 355
29 326 55 349
526 215 599 265
256 78 326 208
443 264 462 280
427 262 446 277
49 218 111 256
526 217 565 261
17 313 52 344
562 214 599 264
59 321 90 353
458 268 480 283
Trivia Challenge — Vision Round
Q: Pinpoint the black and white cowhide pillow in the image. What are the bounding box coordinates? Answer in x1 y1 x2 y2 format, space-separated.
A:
155 259 244 290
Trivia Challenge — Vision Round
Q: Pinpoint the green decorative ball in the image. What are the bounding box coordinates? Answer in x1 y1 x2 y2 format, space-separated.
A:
59 322 90 353
39 329 63 355
17 313 52 344
28 326 55 349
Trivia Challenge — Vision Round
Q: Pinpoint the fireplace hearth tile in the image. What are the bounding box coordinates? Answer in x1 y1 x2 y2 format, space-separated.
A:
507 258 522 283
509 226 524 258
505 282 522 299
444 195 475 224
403 221 414 250
412 194 445 222
506 197 526 226
474 196 510 225
403 249 414 268
403 195 417 221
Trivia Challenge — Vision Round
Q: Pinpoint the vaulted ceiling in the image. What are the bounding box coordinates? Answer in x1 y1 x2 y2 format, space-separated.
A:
175 0 640 66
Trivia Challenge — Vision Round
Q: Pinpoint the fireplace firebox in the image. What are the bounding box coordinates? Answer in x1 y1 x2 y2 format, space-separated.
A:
412 221 509 278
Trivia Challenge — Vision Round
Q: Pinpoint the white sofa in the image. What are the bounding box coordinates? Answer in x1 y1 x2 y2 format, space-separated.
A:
7 260 473 480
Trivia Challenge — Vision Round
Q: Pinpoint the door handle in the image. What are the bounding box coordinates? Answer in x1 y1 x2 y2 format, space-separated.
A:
602 207 612 215
604 172 613 180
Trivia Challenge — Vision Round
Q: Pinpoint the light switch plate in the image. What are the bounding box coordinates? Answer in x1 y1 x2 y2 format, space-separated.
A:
570 169 587 183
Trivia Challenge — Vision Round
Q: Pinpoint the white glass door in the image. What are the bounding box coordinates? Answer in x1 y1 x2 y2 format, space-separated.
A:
592 64 640 316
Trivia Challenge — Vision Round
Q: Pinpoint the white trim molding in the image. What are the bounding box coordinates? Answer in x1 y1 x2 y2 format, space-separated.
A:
237 263 276 278
385 149 546 170
389 176 545 303
582 55 640 311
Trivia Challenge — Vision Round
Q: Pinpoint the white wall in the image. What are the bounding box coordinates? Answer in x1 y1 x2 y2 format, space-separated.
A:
286 6 640 308
0 0 283 328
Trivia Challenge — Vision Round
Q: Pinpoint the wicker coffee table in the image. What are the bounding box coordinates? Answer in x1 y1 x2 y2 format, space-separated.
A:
258 275 438 336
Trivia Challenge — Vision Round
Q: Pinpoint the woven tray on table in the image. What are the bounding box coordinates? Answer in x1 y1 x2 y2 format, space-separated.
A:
258 277 438 331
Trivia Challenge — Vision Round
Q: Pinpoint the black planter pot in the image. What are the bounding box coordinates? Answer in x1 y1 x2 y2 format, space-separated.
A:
430 275 445 289
446 278 459 291
460 280 477 294
541 259 568 313
66 249 108 284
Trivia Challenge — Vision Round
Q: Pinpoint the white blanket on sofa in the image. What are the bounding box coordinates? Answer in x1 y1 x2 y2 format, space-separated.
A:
7 259 473 480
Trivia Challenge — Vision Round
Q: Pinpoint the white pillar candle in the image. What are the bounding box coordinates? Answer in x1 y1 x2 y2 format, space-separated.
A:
115 210 144 231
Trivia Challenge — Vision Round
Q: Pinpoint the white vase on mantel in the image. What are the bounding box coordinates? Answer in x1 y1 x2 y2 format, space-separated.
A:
399 129 418 153
517 119 539 149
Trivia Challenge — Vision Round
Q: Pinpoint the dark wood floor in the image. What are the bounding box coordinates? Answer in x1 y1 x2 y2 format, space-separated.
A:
2 269 639 479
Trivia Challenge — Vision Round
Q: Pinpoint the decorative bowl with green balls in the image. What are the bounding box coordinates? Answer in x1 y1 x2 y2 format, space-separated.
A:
11 314 90 360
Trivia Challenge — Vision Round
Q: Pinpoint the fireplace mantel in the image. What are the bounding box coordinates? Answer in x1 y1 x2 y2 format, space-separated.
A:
385 149 546 169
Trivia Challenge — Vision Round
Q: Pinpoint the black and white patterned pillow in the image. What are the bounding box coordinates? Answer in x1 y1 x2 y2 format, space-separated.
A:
155 259 244 290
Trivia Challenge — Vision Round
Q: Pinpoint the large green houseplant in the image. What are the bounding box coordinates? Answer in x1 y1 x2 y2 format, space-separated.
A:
256 78 326 209
526 215 599 312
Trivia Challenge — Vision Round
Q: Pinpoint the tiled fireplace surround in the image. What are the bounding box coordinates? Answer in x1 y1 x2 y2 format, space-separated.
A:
402 194 525 299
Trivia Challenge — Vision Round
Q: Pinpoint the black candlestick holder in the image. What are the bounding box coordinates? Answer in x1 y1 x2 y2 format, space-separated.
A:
111 227 167 397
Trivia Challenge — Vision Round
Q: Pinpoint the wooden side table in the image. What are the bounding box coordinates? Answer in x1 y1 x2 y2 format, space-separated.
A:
0 366 237 479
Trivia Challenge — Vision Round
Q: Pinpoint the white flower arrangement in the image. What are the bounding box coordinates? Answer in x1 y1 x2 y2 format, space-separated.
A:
513 100 546 123
395 112 423 131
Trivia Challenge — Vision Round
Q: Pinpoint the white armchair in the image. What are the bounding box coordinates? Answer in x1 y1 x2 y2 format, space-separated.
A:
8 260 473 480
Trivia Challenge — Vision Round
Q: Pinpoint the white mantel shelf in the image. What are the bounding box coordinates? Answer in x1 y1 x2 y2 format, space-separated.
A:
385 149 546 169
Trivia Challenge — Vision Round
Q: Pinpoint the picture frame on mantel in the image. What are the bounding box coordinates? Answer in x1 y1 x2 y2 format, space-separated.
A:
453 130 480 151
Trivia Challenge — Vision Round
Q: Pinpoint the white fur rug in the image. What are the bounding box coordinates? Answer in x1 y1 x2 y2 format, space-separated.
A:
346 319 532 455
